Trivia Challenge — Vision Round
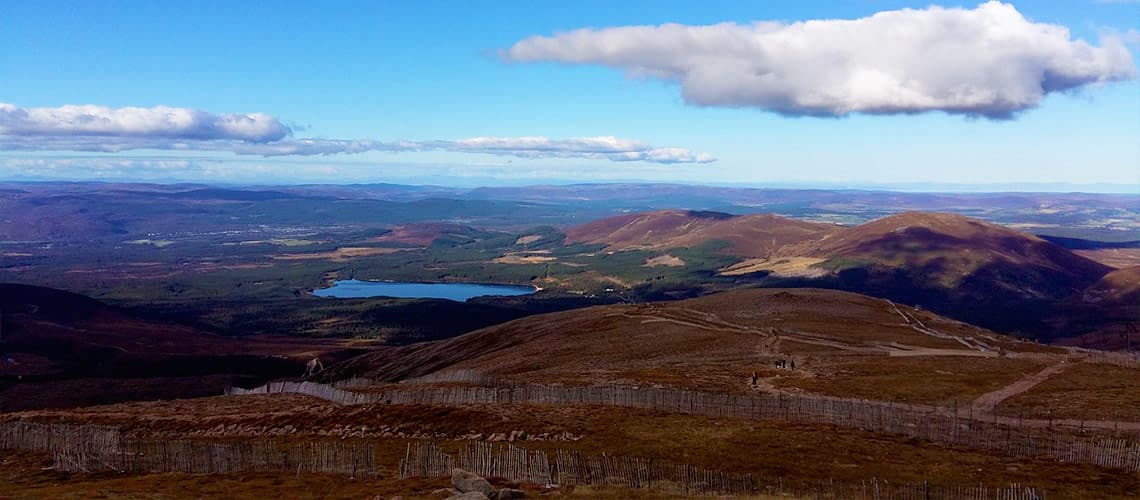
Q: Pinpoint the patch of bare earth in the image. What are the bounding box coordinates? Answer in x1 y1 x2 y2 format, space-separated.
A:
493 254 556 264
719 257 827 277
514 235 543 245
644 255 685 267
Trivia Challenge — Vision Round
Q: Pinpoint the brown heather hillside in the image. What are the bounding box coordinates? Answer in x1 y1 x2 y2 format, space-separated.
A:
0 284 368 410
563 210 1115 338
1082 266 1140 306
799 212 1111 288
564 210 1109 294
0 284 360 364
798 213 1115 337
563 209 840 258
321 287 1059 399
1049 266 1140 350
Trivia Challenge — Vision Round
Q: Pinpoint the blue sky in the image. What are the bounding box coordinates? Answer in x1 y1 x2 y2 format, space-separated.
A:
1 1 1138 189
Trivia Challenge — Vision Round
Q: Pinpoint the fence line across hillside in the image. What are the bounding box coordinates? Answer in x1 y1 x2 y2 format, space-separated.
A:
331 369 512 391
0 420 1049 498
400 441 1047 500
228 380 1140 472
0 421 379 476
1008 350 1140 368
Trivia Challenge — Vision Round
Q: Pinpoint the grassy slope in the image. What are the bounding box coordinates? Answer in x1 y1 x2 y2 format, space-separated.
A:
999 363 1140 422
321 288 1066 403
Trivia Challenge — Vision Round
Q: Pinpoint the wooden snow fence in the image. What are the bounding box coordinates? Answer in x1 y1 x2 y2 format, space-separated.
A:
399 441 754 496
108 439 379 477
0 420 123 472
1008 351 1140 369
1051 347 1140 368
399 441 1047 499
398 369 512 386
0 421 379 477
1 421 1050 498
228 380 1140 472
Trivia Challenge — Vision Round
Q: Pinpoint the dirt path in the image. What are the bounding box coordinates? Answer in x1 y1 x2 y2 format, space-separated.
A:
614 311 879 353
887 347 997 358
884 299 995 352
615 310 1009 359
971 362 1071 411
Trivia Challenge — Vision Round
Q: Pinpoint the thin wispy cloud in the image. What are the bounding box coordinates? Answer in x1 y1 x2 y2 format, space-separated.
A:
0 155 711 184
504 1 1137 118
0 103 714 164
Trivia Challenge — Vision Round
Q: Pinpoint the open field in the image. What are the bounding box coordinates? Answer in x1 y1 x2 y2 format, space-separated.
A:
769 356 1048 405
273 246 409 261
644 255 686 267
492 253 557 264
999 363 1140 422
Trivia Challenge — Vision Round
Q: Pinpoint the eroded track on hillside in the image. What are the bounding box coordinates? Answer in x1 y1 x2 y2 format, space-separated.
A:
970 362 1073 412
607 306 1002 358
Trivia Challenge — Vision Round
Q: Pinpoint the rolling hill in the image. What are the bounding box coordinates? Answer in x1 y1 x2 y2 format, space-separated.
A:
0 284 364 410
799 213 1113 334
366 222 489 246
1082 266 1140 306
564 209 840 258
800 212 1110 284
320 287 1049 393
1049 266 1140 350
560 210 1115 338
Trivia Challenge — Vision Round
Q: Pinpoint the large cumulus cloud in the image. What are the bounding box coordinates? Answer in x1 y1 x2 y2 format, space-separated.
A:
503 1 1137 118
0 103 713 164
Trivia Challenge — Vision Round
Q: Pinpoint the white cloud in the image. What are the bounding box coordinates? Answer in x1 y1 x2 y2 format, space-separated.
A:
441 136 714 163
0 103 289 142
503 1 1137 118
1122 28 1140 48
0 103 714 164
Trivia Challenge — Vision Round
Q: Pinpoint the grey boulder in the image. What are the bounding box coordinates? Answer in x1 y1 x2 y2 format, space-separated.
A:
451 468 495 496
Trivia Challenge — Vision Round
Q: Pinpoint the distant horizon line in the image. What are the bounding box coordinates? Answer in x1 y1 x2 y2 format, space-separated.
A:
1 177 1138 195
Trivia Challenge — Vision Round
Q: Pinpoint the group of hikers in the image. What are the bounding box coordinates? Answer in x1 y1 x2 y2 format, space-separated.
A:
750 357 796 387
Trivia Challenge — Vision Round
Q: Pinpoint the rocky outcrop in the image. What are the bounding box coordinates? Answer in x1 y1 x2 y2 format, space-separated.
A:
446 468 526 500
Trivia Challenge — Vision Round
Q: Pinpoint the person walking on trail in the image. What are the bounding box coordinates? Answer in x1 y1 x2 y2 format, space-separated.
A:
303 357 324 379
751 371 758 387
